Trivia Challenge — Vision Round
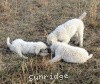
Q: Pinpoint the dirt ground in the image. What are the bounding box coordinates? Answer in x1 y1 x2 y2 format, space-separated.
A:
0 0 100 84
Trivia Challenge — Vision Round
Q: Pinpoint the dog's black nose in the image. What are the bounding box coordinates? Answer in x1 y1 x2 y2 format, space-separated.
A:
47 48 51 53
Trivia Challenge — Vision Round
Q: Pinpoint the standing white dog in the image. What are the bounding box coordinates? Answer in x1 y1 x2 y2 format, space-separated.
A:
7 37 48 59
48 42 93 64
47 12 87 47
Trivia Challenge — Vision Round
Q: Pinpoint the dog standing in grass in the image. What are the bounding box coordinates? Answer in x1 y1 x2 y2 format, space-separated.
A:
47 12 87 47
7 37 48 59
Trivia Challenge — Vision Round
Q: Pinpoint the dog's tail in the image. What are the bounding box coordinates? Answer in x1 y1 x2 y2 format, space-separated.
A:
78 12 87 20
88 54 93 59
7 37 11 47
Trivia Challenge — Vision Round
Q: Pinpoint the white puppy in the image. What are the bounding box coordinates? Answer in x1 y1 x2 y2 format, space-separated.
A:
7 37 48 59
47 12 87 47
48 42 93 64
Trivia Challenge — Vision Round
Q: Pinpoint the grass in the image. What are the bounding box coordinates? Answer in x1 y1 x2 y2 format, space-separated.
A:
0 0 100 84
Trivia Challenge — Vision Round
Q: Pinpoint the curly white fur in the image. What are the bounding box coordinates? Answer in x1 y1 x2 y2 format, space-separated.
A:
7 37 48 59
47 12 87 47
48 42 93 64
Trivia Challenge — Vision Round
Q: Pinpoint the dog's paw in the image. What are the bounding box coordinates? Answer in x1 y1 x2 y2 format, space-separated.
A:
23 56 28 59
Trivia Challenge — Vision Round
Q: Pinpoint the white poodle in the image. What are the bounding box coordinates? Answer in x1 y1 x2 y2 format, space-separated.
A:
48 42 93 64
47 12 87 47
7 37 48 59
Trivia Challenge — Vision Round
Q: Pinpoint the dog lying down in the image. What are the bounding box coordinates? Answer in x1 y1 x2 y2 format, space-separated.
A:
48 42 93 64
7 37 48 59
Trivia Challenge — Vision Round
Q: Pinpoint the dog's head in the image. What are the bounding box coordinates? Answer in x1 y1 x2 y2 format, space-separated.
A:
38 47 51 56
47 33 57 46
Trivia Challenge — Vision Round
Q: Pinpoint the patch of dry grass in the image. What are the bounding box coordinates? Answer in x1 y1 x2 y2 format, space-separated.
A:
0 0 100 84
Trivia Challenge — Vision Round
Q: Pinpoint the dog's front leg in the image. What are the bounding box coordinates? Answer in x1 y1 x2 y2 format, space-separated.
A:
62 37 70 44
48 55 62 64
16 50 28 59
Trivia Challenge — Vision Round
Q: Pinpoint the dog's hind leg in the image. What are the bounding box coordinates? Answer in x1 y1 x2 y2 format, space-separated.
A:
78 32 83 47
78 25 84 47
